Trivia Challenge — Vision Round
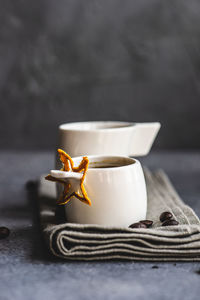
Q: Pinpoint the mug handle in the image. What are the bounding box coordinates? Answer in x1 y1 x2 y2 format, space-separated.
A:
129 122 161 156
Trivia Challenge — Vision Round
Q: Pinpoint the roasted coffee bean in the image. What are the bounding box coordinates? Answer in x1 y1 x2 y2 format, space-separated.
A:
162 219 179 226
0 227 10 239
152 265 159 269
160 211 173 223
195 269 200 275
129 222 147 229
140 220 153 228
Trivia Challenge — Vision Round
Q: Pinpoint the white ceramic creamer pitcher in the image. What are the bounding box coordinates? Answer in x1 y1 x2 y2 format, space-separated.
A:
58 121 160 157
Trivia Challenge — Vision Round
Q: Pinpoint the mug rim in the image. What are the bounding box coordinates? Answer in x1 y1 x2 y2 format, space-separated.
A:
71 155 139 172
59 121 135 132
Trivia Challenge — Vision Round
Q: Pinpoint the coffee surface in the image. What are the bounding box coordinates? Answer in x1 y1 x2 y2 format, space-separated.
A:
89 159 135 169
89 165 119 168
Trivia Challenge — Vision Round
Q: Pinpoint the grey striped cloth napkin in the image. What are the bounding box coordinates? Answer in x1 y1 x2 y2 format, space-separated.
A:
39 169 200 261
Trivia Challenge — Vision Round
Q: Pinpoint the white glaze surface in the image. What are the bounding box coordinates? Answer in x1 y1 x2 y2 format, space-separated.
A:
58 121 160 157
54 155 147 226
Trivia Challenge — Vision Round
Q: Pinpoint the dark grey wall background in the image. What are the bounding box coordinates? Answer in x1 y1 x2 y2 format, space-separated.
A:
0 0 200 150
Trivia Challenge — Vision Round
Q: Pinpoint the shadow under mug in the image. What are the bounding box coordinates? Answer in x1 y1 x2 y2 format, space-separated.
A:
55 155 147 227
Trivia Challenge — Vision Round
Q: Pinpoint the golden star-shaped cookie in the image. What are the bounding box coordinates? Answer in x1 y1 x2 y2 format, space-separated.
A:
45 149 91 206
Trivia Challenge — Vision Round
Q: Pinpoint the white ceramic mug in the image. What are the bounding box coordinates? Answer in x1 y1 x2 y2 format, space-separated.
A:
51 155 147 227
58 121 160 158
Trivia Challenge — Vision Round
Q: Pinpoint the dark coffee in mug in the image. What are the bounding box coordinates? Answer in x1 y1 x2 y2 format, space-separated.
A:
89 159 135 169
90 165 118 168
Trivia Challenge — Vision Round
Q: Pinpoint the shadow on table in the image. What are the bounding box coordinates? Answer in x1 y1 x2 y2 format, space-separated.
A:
26 181 60 263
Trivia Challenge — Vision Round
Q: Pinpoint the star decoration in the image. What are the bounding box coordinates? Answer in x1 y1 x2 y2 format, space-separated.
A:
45 149 91 206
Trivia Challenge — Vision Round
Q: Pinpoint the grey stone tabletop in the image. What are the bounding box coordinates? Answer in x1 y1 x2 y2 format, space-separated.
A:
0 151 200 300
